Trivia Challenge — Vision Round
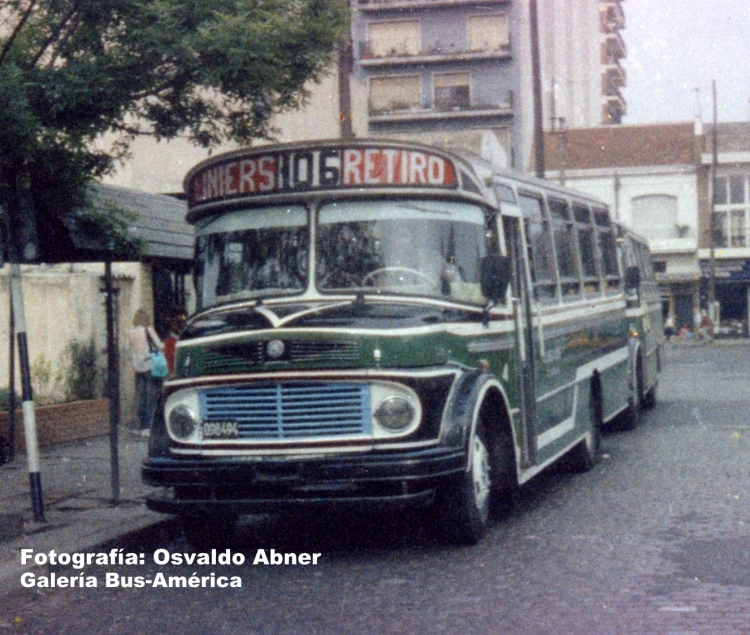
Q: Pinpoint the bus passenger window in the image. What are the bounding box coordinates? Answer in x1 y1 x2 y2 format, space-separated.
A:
573 205 600 295
520 194 557 302
598 229 620 291
594 206 620 293
549 199 581 300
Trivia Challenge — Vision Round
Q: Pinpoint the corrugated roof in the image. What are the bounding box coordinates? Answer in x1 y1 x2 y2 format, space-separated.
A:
90 184 193 262
544 122 704 171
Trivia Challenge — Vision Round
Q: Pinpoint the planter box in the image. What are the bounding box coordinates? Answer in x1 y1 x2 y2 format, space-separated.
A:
0 398 110 451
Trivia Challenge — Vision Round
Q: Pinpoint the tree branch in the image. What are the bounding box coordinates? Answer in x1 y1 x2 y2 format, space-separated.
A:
31 0 83 70
0 0 39 68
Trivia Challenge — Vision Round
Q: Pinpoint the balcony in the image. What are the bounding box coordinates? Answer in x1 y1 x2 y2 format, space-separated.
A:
357 0 510 11
599 1 625 32
605 59 627 87
359 42 511 68
603 29 626 60
368 102 513 124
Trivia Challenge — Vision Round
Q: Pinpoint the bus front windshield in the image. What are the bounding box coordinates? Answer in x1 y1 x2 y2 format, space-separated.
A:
316 200 488 304
194 206 309 308
194 200 490 310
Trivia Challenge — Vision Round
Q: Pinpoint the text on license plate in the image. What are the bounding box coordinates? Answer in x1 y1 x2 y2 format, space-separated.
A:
202 421 239 439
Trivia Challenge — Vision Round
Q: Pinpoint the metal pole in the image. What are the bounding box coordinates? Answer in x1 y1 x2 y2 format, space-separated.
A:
338 35 354 140
9 262 45 521
6 169 44 521
8 288 16 462
530 0 545 178
709 80 718 339
558 118 566 186
105 260 120 504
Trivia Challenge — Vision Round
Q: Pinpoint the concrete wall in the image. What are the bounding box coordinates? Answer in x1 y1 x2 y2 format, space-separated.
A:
0 263 148 427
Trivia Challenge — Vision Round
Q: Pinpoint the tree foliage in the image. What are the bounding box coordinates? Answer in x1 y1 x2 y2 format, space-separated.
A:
0 0 348 259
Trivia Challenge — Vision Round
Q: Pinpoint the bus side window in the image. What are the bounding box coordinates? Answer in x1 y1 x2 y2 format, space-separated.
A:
549 198 581 300
593 208 620 293
520 193 557 302
574 205 600 295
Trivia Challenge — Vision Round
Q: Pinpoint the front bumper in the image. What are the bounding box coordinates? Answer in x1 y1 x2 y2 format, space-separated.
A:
143 445 465 515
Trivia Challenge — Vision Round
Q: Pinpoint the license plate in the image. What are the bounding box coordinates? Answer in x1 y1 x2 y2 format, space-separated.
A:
202 421 239 439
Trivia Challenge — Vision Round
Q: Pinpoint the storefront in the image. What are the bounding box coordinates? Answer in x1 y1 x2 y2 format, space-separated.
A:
699 259 750 338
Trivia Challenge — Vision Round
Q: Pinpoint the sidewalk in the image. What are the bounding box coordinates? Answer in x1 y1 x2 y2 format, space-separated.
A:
0 432 170 590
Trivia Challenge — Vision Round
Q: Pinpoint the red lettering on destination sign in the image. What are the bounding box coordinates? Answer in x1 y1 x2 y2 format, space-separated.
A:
187 146 458 206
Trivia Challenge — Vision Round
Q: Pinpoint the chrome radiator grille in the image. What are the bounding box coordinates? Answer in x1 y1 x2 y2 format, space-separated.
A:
200 383 371 440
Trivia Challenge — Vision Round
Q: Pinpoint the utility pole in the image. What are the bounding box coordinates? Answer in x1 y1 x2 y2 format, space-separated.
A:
557 117 566 186
529 0 545 178
337 3 354 140
708 80 718 339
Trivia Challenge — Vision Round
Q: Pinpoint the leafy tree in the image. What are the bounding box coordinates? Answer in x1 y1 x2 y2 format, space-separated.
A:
0 0 349 260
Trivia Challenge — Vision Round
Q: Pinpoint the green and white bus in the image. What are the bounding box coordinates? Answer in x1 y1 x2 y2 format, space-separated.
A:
143 139 661 546
617 222 663 421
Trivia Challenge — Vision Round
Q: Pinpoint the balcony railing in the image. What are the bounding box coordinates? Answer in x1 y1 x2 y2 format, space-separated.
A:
368 101 513 124
359 41 512 67
357 0 510 11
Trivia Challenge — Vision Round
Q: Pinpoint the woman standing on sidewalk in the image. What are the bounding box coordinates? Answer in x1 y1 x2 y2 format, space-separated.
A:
128 309 164 436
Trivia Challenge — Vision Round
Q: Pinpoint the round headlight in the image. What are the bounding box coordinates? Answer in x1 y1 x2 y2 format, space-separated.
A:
168 405 199 439
374 397 415 432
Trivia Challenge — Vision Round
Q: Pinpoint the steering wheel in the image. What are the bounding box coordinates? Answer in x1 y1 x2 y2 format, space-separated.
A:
362 267 437 288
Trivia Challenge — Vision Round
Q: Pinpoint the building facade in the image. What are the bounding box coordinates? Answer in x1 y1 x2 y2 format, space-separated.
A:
350 0 626 172
537 0 626 129
544 122 705 332
699 123 750 337
352 0 522 167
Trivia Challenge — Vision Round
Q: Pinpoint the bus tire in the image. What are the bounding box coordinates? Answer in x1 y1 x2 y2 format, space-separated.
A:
642 382 658 409
564 376 603 472
181 513 238 550
437 424 492 546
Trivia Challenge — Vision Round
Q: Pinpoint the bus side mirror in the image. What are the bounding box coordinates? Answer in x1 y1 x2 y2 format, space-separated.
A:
625 265 641 290
480 255 512 301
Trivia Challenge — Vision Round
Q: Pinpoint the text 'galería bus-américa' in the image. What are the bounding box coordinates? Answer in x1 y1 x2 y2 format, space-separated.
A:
142 139 663 547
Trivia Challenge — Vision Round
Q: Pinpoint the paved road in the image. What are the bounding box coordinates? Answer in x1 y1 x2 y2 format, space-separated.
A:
3 343 750 634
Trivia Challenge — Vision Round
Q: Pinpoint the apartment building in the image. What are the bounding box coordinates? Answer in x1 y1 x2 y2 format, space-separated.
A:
351 0 626 172
352 0 520 166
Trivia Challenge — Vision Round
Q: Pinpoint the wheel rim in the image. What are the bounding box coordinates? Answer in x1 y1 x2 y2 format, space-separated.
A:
470 434 491 511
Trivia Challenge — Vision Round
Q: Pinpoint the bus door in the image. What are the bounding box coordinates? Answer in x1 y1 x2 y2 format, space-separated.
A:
502 213 538 468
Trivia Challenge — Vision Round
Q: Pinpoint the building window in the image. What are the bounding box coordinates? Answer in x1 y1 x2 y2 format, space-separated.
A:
467 14 509 52
631 194 678 239
369 75 421 114
730 210 747 247
434 72 470 111
730 175 745 204
368 21 420 57
713 211 728 248
714 175 750 249
714 177 728 204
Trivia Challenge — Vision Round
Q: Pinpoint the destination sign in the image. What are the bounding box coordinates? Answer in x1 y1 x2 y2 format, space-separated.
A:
187 145 458 206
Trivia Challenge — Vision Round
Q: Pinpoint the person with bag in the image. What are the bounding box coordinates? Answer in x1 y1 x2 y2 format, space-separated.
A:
128 308 166 436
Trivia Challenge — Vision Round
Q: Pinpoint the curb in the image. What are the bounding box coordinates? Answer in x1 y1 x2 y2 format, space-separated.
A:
0 510 174 592
0 514 24 543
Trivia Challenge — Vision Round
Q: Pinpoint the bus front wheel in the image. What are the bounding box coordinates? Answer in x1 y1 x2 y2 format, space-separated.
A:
437 425 492 545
